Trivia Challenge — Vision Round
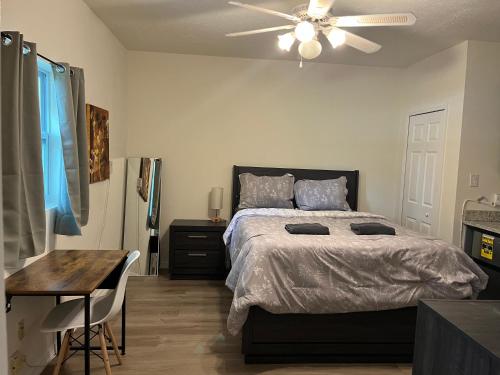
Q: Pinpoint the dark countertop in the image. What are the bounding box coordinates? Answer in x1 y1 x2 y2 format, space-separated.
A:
463 220 500 235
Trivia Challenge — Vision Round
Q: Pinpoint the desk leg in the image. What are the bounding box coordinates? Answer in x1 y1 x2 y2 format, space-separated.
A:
121 292 126 355
84 294 90 375
56 296 61 353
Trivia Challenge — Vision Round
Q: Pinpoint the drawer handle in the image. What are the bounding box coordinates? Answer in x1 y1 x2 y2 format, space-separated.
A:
187 235 208 239
188 253 207 257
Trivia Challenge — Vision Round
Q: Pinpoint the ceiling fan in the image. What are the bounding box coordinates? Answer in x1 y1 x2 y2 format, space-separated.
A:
226 0 416 61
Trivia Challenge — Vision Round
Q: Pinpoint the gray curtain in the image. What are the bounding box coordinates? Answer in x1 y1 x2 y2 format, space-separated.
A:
1 32 46 267
52 64 89 235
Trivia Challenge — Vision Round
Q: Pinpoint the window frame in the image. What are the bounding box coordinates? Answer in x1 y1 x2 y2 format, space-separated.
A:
37 59 61 209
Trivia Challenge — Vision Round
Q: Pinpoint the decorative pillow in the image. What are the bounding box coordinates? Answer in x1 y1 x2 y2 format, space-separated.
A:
294 177 350 211
238 173 295 209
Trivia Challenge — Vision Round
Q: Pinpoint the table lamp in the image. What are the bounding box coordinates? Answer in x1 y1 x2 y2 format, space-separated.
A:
209 187 223 223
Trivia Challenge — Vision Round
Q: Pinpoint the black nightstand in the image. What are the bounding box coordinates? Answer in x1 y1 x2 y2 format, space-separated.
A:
169 219 227 279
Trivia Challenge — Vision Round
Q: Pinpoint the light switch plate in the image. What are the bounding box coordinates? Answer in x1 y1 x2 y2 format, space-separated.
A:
469 173 480 188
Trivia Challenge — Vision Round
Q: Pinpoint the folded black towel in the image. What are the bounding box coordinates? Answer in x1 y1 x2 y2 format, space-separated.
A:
350 222 396 235
285 223 330 235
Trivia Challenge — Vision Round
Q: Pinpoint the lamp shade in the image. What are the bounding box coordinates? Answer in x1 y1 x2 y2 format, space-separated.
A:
278 32 295 52
325 28 346 48
210 187 223 210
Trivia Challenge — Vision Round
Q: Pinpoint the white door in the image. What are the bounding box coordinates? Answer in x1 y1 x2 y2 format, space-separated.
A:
402 110 446 235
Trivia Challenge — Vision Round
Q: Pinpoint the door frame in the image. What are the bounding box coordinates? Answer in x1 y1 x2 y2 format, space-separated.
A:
399 104 449 236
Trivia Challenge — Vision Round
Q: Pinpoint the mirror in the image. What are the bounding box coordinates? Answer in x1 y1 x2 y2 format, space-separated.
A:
122 157 162 276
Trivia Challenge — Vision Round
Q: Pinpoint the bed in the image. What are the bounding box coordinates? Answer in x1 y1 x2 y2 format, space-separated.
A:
225 165 488 364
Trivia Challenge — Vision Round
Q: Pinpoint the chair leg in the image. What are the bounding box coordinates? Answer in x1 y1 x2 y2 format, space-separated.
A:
105 322 122 365
99 325 113 375
63 329 74 361
52 330 71 375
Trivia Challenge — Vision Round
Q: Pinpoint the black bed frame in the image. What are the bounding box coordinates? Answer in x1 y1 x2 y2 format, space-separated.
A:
231 165 417 364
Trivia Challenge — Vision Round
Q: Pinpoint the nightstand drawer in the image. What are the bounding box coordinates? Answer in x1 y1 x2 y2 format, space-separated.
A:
174 249 223 269
173 231 221 250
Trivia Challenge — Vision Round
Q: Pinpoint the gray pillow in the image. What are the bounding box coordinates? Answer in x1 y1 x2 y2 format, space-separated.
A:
294 177 350 211
238 173 294 209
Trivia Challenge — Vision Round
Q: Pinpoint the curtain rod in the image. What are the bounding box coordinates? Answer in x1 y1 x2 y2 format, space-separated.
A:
1 32 69 74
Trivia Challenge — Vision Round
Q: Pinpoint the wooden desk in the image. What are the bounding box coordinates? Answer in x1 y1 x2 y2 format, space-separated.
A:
5 250 128 375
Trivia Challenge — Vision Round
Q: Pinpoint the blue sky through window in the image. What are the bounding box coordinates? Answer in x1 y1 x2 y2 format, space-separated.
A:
37 59 62 209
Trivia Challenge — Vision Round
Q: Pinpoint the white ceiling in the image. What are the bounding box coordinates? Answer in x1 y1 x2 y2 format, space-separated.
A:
83 0 500 67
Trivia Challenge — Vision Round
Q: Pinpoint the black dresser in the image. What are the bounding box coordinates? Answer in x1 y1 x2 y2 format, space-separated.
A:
169 219 227 279
413 300 500 375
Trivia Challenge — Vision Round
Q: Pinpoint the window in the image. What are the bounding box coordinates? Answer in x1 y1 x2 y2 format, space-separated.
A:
38 63 49 191
37 59 61 209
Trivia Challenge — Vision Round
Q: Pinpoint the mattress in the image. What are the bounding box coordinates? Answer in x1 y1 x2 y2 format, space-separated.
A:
223 208 488 335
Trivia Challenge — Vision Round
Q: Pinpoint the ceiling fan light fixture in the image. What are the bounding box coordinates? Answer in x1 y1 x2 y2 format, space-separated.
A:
226 2 417 60
277 32 295 51
325 28 346 48
295 21 316 42
298 39 322 59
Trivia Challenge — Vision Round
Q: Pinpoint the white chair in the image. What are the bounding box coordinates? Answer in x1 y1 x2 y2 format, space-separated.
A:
41 250 140 375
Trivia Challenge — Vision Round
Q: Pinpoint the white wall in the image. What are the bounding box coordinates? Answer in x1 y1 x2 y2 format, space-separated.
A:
453 41 500 243
2 0 128 373
400 42 469 244
0 0 10 365
398 41 500 245
126 51 404 267
1 1 498 370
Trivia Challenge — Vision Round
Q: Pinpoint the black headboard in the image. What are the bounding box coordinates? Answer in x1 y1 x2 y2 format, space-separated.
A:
231 165 359 216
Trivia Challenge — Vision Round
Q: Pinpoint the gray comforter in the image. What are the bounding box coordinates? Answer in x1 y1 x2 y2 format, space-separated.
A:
223 209 488 335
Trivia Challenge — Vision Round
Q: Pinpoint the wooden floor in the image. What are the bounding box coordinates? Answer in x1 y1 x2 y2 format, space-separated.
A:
42 275 412 375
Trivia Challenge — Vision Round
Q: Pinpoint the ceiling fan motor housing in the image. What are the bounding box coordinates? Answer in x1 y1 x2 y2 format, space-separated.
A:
292 4 332 23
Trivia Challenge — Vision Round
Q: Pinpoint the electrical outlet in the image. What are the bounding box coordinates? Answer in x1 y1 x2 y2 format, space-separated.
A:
17 319 25 341
469 173 480 188
10 351 26 375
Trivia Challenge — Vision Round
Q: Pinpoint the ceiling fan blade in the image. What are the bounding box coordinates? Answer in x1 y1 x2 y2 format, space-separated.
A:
339 28 382 54
331 13 416 27
307 0 336 19
226 25 295 37
228 1 300 22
